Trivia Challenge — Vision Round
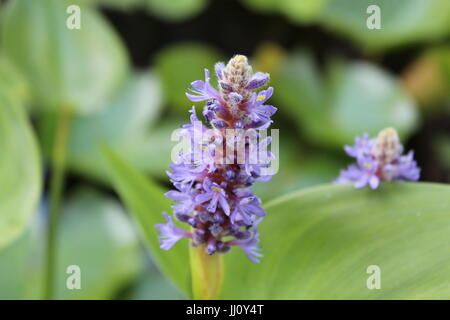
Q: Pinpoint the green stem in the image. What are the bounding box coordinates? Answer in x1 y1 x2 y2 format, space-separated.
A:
190 244 224 300
44 107 72 300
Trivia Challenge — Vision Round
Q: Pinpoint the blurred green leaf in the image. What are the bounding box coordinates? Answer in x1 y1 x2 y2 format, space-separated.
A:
95 0 143 10
0 55 30 106
125 119 184 180
222 183 450 299
145 0 208 22
54 189 142 299
2 0 128 114
274 52 419 148
0 189 142 300
242 0 328 21
126 269 183 300
102 148 190 297
280 0 328 23
0 88 41 250
155 43 223 111
318 0 450 52
65 72 163 182
0 229 41 299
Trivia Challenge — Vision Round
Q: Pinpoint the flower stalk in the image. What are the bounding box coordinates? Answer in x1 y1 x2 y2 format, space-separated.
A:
190 243 223 300
44 106 72 299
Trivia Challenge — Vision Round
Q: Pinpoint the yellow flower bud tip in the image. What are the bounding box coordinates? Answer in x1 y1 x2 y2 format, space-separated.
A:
223 55 252 88
373 127 402 163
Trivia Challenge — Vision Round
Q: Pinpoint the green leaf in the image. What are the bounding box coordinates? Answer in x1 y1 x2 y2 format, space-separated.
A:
279 0 328 23
95 0 143 10
221 182 450 299
0 230 40 299
54 189 142 299
102 148 190 296
0 189 142 299
274 52 419 148
242 0 328 21
124 119 184 180
318 0 450 52
126 270 183 300
0 56 30 106
65 72 163 183
145 0 208 22
0 88 41 249
1 0 128 114
155 43 223 111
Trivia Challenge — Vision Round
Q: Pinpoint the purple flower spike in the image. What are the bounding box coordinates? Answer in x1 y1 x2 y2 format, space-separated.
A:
335 128 420 189
155 213 192 250
156 55 278 262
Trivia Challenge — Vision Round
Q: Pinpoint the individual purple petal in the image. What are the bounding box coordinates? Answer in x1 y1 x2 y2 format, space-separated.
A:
343 133 372 159
392 151 420 181
252 87 274 105
229 92 243 104
228 218 263 263
245 72 270 90
195 191 213 204
186 69 220 102
231 191 265 225
218 195 230 216
368 175 380 189
165 189 195 216
215 62 225 80
165 190 189 202
155 213 191 250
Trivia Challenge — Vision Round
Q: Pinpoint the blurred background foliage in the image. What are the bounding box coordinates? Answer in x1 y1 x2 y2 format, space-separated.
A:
0 0 449 299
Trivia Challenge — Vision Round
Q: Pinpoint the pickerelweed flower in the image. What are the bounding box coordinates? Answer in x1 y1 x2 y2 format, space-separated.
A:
155 55 277 262
335 127 420 189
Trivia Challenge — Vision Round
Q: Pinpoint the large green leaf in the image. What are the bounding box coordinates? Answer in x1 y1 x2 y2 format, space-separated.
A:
221 183 450 299
319 0 450 52
102 148 190 296
273 52 419 148
0 88 41 249
1 0 128 114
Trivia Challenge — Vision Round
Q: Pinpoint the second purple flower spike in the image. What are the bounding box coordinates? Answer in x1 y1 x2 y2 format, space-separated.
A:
336 127 420 189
